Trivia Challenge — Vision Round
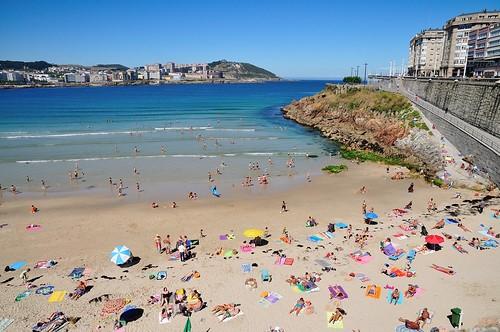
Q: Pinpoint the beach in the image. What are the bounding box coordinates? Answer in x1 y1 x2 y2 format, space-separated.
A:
1 161 499 331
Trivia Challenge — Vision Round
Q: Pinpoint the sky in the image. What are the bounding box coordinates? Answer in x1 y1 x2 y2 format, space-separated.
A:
1 0 498 78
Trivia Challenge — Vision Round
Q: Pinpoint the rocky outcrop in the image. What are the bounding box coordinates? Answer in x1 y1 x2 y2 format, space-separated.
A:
282 84 443 174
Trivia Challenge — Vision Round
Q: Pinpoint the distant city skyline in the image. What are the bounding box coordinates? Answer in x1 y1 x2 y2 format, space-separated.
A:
1 0 499 78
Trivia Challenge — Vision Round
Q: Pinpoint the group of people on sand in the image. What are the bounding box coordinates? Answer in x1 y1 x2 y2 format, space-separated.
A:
212 303 241 322
398 308 432 330
187 192 198 200
154 234 193 261
286 271 321 290
289 297 313 315
158 287 204 322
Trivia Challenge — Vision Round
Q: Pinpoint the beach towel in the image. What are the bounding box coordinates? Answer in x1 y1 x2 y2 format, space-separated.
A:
481 239 498 248
491 213 500 220
240 245 255 253
328 285 348 300
445 218 459 225
211 186 221 197
284 258 294 266
0 318 14 332
355 273 370 282
386 290 403 305
395 325 423 332
479 230 497 239
355 255 373 264
308 235 323 242
335 222 348 229
224 249 235 258
406 250 416 262
314 259 331 268
264 292 282 304
292 284 319 293
323 231 335 239
36 285 55 296
26 224 42 232
217 310 243 322
101 298 127 316
274 256 286 265
48 291 67 303
383 243 397 256
68 267 84 279
15 290 31 302
8 261 27 271
157 271 167 280
241 263 252 273
158 311 171 324
169 252 180 261
393 233 408 240
219 234 228 240
326 313 344 329
365 285 381 299
261 269 271 282
389 251 406 261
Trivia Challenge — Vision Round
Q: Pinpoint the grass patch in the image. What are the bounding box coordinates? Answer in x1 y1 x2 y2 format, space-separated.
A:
432 178 444 187
340 148 420 171
322 164 348 174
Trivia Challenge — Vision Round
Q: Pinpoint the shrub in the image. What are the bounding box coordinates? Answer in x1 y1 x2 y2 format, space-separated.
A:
322 164 348 174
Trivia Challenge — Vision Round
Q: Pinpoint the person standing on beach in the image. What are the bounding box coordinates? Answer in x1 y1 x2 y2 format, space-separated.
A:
178 242 186 262
362 200 367 214
408 183 414 193
155 235 162 253
164 235 171 254
281 201 287 213
20 268 30 284
136 182 140 192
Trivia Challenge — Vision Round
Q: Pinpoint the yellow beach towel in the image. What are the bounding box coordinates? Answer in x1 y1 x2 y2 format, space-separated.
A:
326 312 344 329
48 291 66 303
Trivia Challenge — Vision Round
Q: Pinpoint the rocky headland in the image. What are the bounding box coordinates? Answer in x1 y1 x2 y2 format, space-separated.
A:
282 84 444 177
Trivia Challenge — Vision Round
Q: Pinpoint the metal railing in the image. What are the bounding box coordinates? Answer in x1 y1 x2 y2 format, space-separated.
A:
401 89 500 156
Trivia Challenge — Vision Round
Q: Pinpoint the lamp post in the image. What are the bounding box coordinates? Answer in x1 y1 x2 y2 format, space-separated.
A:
356 65 359 77
363 63 367 84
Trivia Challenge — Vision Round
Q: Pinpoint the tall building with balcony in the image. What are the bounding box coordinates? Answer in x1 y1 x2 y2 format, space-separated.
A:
408 29 445 77
467 23 500 77
440 10 500 77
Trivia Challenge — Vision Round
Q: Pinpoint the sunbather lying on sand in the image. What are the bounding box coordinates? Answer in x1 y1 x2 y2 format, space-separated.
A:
457 223 470 232
431 264 455 275
69 281 87 300
329 307 346 324
289 297 305 315
398 317 422 330
453 242 468 254
417 307 431 327
432 219 445 229
404 284 417 298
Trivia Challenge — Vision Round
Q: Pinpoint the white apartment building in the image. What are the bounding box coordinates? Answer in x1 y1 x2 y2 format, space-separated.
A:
440 10 500 77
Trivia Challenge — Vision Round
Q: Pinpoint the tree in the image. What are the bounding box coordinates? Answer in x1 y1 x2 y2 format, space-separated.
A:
343 76 362 84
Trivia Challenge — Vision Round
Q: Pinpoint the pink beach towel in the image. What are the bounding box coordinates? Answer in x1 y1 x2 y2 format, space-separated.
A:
26 224 42 232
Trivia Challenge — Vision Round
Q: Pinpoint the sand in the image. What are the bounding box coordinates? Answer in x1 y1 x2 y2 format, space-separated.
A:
0 161 499 332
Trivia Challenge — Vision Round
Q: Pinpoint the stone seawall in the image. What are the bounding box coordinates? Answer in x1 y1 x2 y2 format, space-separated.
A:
401 79 500 137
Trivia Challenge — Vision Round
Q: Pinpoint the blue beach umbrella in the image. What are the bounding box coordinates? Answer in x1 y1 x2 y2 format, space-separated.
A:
110 245 131 265
364 212 378 219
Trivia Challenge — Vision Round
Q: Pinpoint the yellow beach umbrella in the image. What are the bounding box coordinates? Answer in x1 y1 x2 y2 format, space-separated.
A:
243 228 264 238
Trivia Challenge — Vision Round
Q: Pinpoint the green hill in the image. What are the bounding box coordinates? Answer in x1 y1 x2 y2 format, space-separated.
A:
0 60 55 71
208 60 279 80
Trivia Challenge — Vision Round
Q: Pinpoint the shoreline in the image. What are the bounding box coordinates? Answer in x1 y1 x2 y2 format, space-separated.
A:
0 78 284 90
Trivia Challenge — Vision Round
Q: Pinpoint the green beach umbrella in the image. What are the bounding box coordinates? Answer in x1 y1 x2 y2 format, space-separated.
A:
183 317 192 332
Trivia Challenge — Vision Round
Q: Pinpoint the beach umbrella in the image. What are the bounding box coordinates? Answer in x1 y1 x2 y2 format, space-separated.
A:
110 245 131 265
425 235 444 244
364 212 378 219
243 228 264 238
183 317 192 332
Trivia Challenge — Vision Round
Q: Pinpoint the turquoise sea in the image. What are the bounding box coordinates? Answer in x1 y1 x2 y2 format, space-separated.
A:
0 81 340 198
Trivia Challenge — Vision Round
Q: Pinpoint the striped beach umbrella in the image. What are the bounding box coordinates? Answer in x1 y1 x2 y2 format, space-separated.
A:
110 245 131 265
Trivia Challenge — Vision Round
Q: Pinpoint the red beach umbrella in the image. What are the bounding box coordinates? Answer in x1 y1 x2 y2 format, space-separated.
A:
425 235 444 244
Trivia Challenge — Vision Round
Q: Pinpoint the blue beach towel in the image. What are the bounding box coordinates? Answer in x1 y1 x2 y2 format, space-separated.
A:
68 267 84 279
241 263 252 273
211 186 221 197
308 235 322 242
335 222 348 229
386 290 403 305
8 261 27 271
389 252 406 260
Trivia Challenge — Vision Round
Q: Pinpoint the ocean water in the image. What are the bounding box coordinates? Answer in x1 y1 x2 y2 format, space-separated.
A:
0 81 340 198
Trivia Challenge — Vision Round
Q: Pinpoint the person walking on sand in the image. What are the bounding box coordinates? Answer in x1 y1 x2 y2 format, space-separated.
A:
362 200 367 214
155 234 162 253
281 201 287 213
136 182 140 192
408 182 414 193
